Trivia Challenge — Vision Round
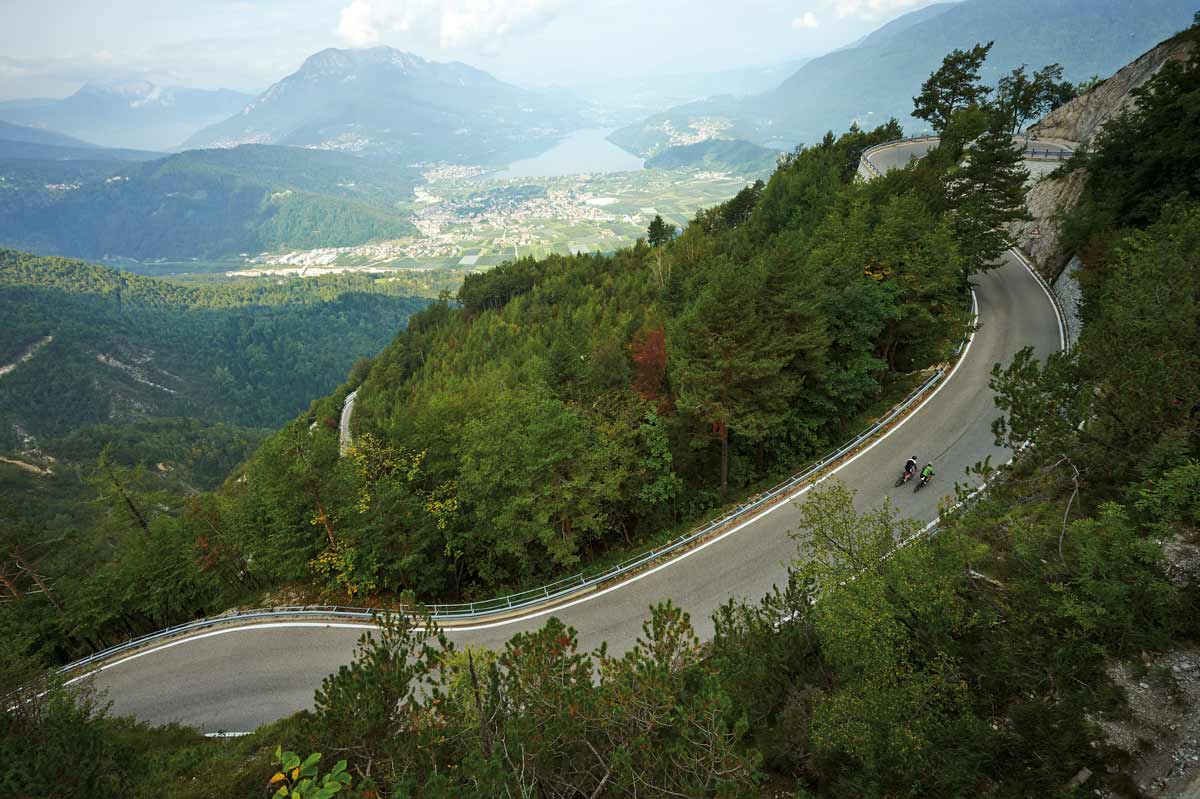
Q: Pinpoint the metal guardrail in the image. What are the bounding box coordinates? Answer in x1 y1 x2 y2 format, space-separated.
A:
860 135 1074 177
62 321 976 675
1010 247 1071 352
1022 148 1073 160
859 136 942 177
1013 134 1076 161
60 140 983 678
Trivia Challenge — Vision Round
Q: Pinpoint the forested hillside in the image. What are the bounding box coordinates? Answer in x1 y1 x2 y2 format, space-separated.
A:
0 105 1006 670
4 35 1199 799
644 138 780 177
0 145 418 260
0 249 426 448
271 115 982 602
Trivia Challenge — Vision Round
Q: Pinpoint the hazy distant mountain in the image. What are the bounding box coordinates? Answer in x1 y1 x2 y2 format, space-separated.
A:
612 0 1198 155
0 81 252 151
846 2 958 51
186 47 582 165
0 140 163 162
563 59 812 126
0 145 418 261
0 120 98 149
0 121 163 163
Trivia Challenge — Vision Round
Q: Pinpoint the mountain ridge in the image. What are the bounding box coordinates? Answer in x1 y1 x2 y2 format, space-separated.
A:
0 81 252 151
612 0 1198 155
0 120 98 149
186 45 582 165
0 144 418 261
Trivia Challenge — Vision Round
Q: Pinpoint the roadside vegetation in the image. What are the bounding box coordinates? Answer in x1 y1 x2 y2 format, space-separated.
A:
2 40 1034 669
4 37 1198 798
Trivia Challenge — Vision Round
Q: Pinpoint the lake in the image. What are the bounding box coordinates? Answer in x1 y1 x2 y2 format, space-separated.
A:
493 128 644 179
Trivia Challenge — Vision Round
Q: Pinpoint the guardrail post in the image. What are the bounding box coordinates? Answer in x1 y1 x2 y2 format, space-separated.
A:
56 257 981 672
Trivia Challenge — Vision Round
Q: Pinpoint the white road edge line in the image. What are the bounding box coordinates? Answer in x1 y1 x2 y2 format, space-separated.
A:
1009 248 1067 350
70 289 982 684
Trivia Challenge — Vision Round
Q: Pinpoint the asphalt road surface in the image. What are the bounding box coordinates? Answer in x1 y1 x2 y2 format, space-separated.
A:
864 136 1073 175
338 389 357 455
83 141 1064 733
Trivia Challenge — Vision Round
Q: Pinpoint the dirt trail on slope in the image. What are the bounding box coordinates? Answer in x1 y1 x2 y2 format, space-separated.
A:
0 335 52 379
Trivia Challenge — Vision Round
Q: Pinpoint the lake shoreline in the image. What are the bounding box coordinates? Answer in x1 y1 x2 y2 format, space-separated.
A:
490 128 646 180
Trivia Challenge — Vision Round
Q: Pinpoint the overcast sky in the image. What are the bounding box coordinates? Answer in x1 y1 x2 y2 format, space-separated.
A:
0 0 949 100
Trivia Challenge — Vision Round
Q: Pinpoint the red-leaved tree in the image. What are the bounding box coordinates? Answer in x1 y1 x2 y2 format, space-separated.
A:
629 325 671 411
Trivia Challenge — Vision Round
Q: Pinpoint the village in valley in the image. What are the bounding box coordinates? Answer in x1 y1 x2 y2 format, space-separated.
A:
226 162 756 280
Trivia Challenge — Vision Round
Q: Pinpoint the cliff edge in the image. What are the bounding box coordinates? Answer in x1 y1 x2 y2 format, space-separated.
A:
1013 34 1197 277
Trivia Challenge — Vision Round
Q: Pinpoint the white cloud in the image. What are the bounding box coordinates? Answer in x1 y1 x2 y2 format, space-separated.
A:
791 11 819 29
824 0 936 20
337 0 565 52
337 0 375 47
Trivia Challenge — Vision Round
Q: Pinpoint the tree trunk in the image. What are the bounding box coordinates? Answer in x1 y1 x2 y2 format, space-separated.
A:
315 500 336 548
105 462 151 535
468 650 493 759
0 562 22 599
719 422 729 496
13 551 62 611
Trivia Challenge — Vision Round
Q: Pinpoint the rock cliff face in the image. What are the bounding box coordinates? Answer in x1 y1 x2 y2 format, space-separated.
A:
1013 36 1197 278
1029 37 1196 146
1010 169 1088 279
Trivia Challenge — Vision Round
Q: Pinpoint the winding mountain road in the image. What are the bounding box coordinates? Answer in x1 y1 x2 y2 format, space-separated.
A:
338 389 357 455
81 140 1065 733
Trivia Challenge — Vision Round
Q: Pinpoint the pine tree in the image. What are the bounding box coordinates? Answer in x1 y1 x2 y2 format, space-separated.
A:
913 42 993 134
646 214 676 247
996 63 1074 133
669 258 798 494
943 118 1030 280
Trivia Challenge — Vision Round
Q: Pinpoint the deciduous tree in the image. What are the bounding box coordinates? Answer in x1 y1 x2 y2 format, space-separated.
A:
912 42 993 134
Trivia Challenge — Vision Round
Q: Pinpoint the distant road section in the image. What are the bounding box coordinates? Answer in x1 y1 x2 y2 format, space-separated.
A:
863 137 941 176
83 139 1065 733
860 135 1074 180
339 389 357 455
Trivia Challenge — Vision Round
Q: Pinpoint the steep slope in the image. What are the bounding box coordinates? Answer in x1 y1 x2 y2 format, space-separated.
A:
0 81 252 151
1029 33 1198 144
0 144 419 260
848 1 957 50
1012 30 1199 274
612 0 1197 155
186 47 581 164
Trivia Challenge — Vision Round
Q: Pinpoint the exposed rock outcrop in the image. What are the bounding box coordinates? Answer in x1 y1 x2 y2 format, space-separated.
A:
1010 168 1087 279
1013 35 1197 279
1030 37 1196 147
